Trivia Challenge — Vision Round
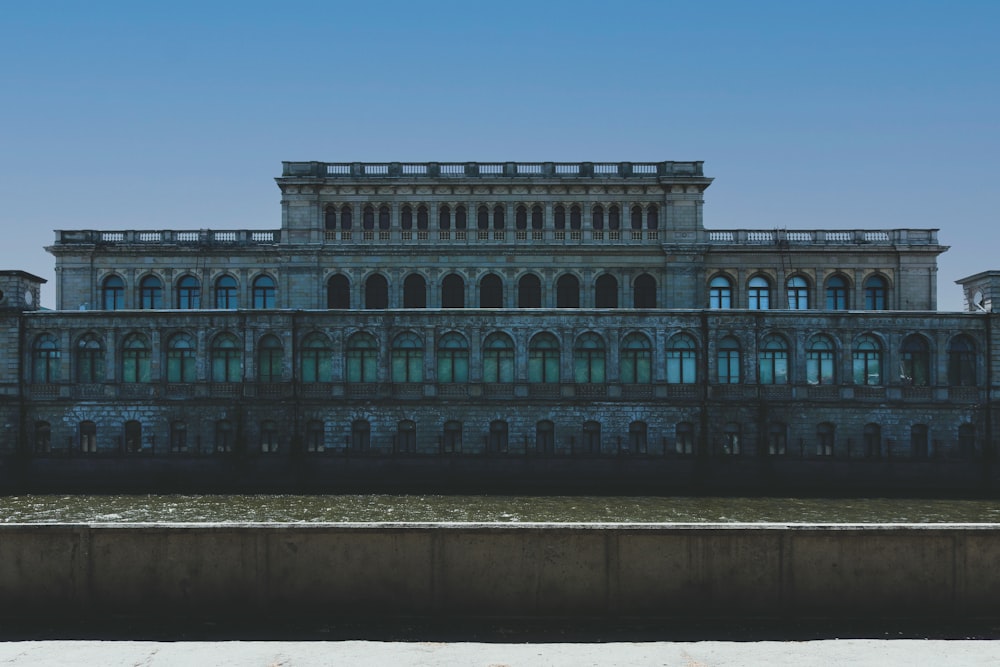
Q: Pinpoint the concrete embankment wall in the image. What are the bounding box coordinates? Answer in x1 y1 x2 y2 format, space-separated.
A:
2 524 999 620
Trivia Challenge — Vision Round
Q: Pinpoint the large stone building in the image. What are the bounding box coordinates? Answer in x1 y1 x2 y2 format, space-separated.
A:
1 160 998 492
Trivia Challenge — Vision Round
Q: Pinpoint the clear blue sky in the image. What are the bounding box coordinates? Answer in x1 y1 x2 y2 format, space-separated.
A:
2 1 996 311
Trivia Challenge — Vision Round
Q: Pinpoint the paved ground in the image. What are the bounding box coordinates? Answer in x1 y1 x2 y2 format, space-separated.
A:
1 640 1000 666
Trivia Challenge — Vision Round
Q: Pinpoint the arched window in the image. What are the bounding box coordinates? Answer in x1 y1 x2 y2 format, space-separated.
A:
401 205 413 230
35 421 51 454
581 421 601 454
437 332 469 383
817 422 835 456
102 275 125 310
852 334 882 385
139 275 163 309
32 333 60 382
442 420 462 453
709 275 732 309
646 205 659 230
477 205 489 230
633 273 656 308
378 205 390 230
515 205 527 230
488 420 509 454
630 205 643 230
608 205 620 230
439 204 451 230
786 276 810 310
214 275 238 309
620 333 652 384
806 335 836 385
676 422 695 455
570 205 582 230
556 274 580 308
124 420 142 454
324 205 336 230
536 420 555 454
592 205 604 230
257 335 283 382
391 332 423 383
362 205 375 230
627 421 648 454
122 333 151 382
170 420 188 453
595 274 618 308
825 275 849 310
416 205 429 230
326 274 350 309
215 420 233 453
723 423 741 455
403 274 426 309
441 273 465 308
554 205 566 230
758 334 789 385
351 420 371 452
767 422 787 456
306 420 325 453
166 332 196 383
666 333 697 384
748 276 770 310
455 205 467 230
863 423 882 458
76 333 104 383
339 204 353 230
531 205 543 230
492 205 505 230
260 420 278 453
346 332 378 383
211 333 241 382
717 336 741 384
80 420 97 454
948 335 977 386
396 420 416 454
900 335 930 386
480 273 504 308
528 332 560 383
573 332 606 383
252 275 276 308
483 332 514 383
864 275 888 310
300 332 332 383
364 274 388 309
518 274 541 308
911 424 929 459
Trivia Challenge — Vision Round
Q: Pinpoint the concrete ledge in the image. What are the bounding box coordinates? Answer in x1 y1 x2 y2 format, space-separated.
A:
2 523 999 620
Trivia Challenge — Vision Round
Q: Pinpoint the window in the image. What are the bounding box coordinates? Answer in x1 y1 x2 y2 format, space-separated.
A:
758 334 789 385
676 422 694 455
556 274 580 308
518 274 542 308
340 205 353 230
483 332 514 383
441 273 465 308
257 335 283 382
260 420 278 453
211 333 241 382
581 421 601 454
816 422 834 456
139 275 163 309
252 275 276 308
438 204 451 229
646 205 659 230
864 275 887 310
362 205 375 230
351 420 371 452
863 423 882 458
396 420 416 453
324 205 336 230
124 420 142 454
620 333 652 384
492 205 504 229
592 205 604 230
32 333 61 382
480 273 503 308
402 205 413 230
570 205 582 230
529 333 560 383
80 421 97 453
666 333 697 384
630 205 643 230
633 273 656 308
748 276 770 310
786 276 809 310
825 275 849 310
595 274 618 308
477 205 489 230
176 275 200 309
573 332 606 383
214 275 238 309
170 421 187 453
437 332 469 382
709 275 732 309
806 335 836 385
488 420 509 454
627 421 648 454
346 332 378 382
76 335 104 383
852 335 882 385
35 421 51 454
536 420 555 454
102 275 125 310
767 422 787 456
300 332 332 383
391 332 423 383
900 335 930 386
531 205 543 230
455 205 467 230
122 333 151 382
403 273 426 309
911 424 929 459
948 335 977 386
515 205 527 230
554 205 566 230
723 423 741 455
365 274 389 309
306 420 325 452
417 205 429 230
166 332 196 383
215 420 233 453
717 336 741 384
442 420 462 453
608 205 620 230
326 274 350 309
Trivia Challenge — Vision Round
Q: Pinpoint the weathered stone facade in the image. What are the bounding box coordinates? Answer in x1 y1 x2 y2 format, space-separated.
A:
1 161 997 492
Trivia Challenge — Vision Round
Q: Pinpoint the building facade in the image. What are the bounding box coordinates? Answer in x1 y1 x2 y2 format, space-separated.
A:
2 161 997 492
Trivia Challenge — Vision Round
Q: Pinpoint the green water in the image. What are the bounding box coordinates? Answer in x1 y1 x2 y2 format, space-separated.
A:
1 494 998 523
